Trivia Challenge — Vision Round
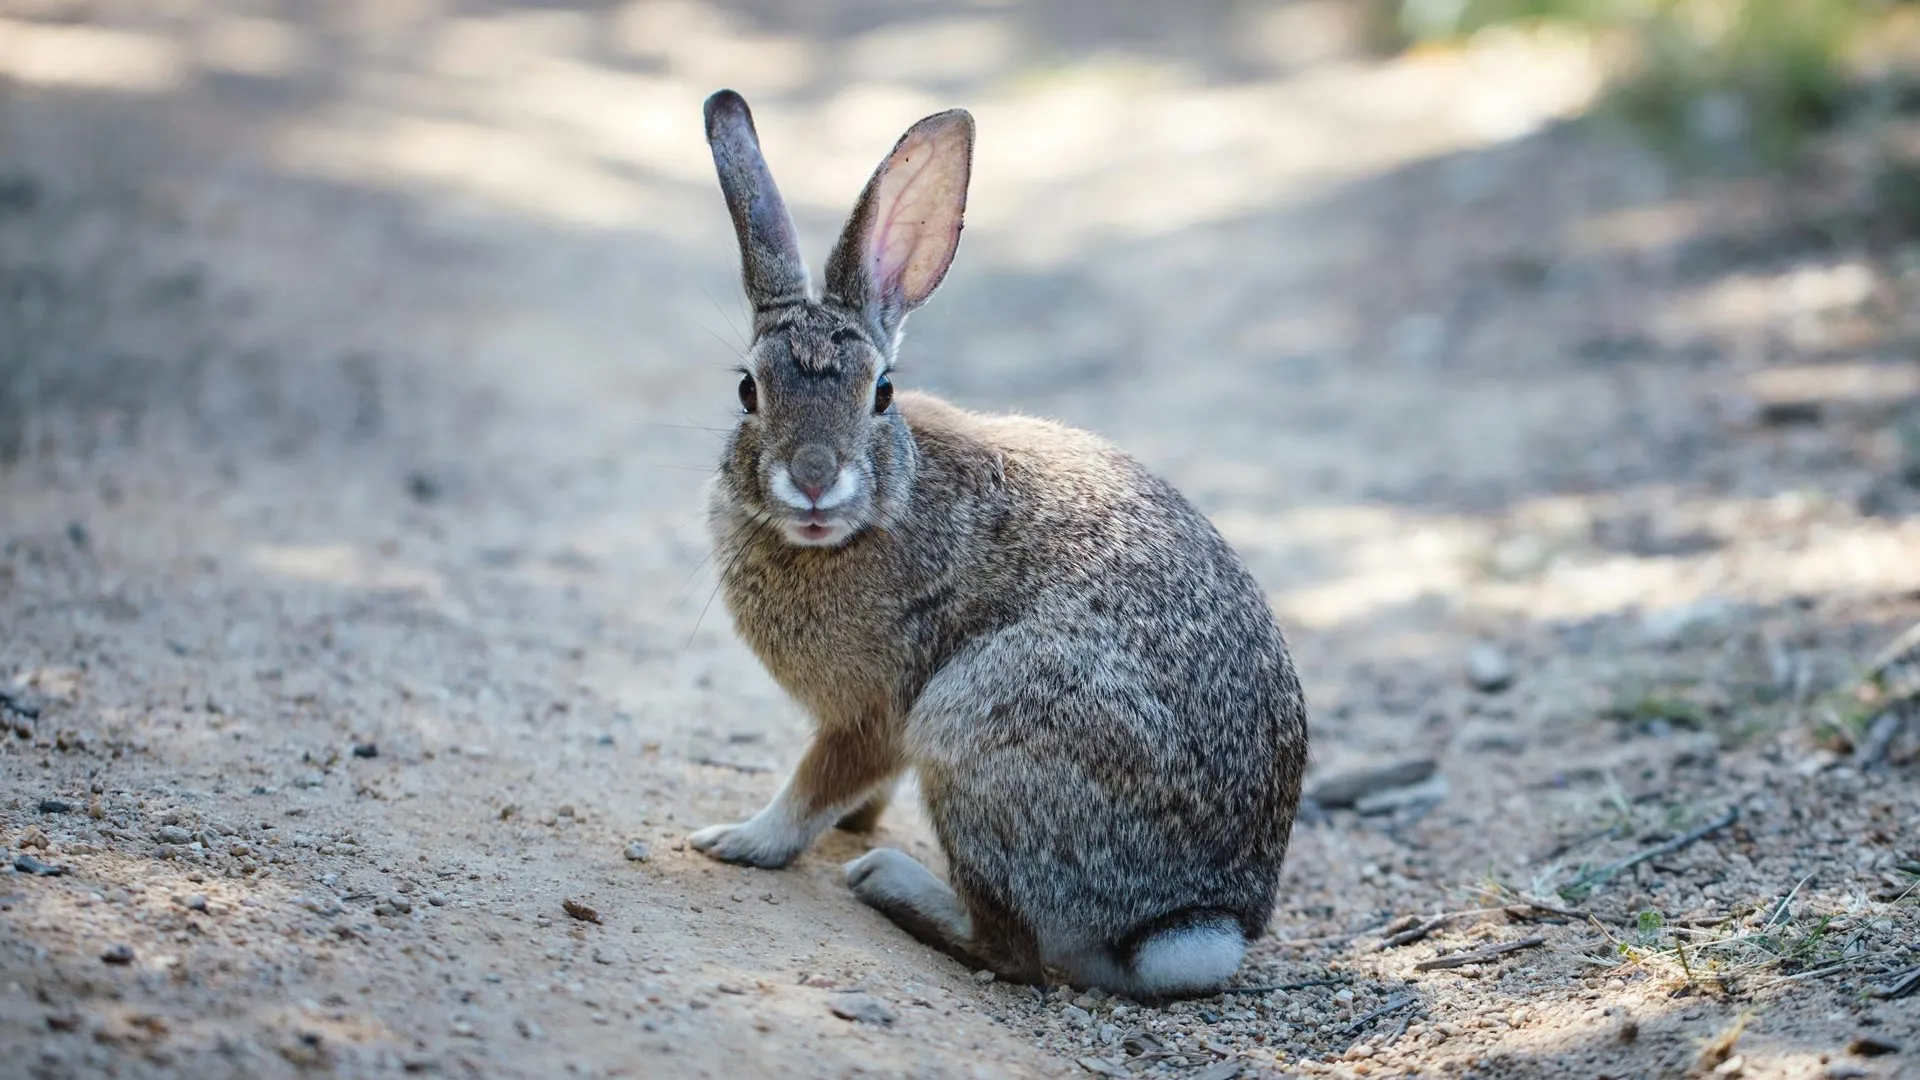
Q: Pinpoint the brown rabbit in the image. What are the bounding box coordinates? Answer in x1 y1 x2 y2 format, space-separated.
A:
688 89 1308 999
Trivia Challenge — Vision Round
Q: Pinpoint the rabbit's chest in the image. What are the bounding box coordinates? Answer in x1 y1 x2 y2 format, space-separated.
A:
720 556 906 719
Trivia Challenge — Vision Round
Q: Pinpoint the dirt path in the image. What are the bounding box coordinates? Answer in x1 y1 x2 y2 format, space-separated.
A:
3 4 1918 1079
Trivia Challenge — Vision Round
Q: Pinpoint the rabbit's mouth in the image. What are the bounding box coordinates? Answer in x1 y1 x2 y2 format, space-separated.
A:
782 510 853 548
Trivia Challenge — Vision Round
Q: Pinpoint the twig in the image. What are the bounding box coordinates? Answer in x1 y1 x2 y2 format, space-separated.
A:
1343 992 1418 1034
1517 895 1632 926
1413 936 1546 971
689 755 771 774
1219 977 1348 995
1462 885 1634 927
1869 965 1920 1000
1564 807 1739 893
1380 1014 1412 1047
1378 914 1457 950
1375 907 1509 950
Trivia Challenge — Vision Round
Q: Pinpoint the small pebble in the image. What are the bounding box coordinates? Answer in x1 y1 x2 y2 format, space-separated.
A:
972 970 995 983
828 993 896 1026
427 892 449 907
624 842 651 863
13 854 66 877
1847 1036 1899 1057
175 893 209 912
351 742 379 759
37 799 72 814
563 898 601 924
297 894 342 916
156 826 193 845
101 944 135 965
1465 643 1515 693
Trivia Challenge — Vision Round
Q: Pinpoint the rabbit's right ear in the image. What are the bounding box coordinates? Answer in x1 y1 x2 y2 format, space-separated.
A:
704 90 811 324
824 109 974 344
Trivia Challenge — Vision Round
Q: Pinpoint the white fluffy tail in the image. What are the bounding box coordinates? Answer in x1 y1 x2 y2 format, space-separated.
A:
1058 914 1246 999
1128 921 1245 998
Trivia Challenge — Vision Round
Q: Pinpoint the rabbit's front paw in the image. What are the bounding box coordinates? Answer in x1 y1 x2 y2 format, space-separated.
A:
687 817 804 868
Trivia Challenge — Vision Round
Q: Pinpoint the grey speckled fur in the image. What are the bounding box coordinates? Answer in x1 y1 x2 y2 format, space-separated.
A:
688 89 1308 999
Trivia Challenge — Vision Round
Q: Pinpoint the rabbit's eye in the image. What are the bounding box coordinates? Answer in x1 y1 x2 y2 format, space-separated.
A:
873 375 893 415
738 374 758 414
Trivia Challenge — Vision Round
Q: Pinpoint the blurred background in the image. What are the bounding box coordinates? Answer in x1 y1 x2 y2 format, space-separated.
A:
2 2 1919 1075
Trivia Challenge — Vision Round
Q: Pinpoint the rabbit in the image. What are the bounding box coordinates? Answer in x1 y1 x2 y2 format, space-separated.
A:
687 88 1309 1000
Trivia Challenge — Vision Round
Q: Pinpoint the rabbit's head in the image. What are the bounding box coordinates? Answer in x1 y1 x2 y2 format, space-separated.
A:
703 90 973 548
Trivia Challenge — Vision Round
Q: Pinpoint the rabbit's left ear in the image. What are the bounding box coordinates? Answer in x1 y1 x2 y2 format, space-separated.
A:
825 109 974 343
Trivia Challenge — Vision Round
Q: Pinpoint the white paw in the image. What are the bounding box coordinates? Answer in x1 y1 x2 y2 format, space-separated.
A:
687 817 804 868
844 848 944 907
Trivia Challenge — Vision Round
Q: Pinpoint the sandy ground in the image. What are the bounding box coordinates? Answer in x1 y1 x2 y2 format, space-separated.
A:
3 3 1919 1078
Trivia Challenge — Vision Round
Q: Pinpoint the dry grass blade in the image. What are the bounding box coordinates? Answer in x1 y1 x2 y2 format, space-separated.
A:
1413 936 1546 971
1747 955 1876 990
1686 1011 1752 1079
1764 873 1814 929
1863 620 1920 685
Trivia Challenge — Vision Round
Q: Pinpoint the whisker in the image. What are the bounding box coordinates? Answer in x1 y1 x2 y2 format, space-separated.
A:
686 515 774 651
694 318 749 364
698 278 752 350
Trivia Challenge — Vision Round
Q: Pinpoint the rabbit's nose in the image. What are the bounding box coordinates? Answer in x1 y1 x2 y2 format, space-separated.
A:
789 444 839 503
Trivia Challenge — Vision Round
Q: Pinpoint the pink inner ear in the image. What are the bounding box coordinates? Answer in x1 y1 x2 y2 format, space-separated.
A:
867 119 970 310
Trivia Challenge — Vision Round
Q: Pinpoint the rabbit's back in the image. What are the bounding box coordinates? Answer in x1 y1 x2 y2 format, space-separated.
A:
896 398 1306 948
